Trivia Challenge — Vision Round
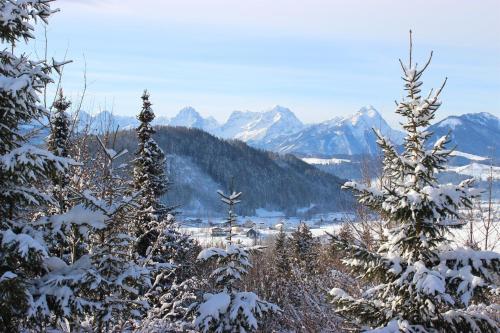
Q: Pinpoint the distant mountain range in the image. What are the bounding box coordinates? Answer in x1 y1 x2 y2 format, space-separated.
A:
260 106 404 156
76 105 499 160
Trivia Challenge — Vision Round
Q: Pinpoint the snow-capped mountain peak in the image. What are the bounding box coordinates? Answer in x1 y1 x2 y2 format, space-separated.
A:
218 105 304 143
348 105 380 126
438 117 463 129
170 106 202 127
262 106 405 156
169 106 220 131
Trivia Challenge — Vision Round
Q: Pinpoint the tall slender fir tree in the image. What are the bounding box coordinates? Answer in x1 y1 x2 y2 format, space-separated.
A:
133 90 169 257
48 89 71 159
217 180 241 245
274 224 291 276
133 91 202 331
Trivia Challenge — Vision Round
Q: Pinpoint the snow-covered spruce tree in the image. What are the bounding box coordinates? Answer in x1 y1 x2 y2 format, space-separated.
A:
133 91 202 331
138 219 203 332
133 90 169 256
291 221 318 273
329 33 499 332
47 89 71 200
0 1 77 331
192 188 280 333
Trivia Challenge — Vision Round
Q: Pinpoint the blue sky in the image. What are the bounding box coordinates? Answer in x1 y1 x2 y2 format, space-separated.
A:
33 0 500 127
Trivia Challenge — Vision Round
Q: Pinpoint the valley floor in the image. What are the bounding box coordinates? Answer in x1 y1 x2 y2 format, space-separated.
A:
179 201 500 251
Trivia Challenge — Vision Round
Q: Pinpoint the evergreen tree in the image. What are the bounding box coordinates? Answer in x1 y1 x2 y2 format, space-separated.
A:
139 215 203 332
291 222 317 273
218 180 241 245
329 33 499 332
45 89 74 258
48 89 71 159
274 224 290 276
133 91 201 331
0 1 74 330
193 187 280 333
81 137 150 332
194 245 280 333
133 90 169 257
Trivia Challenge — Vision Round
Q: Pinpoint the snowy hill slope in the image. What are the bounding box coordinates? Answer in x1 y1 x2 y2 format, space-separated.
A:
113 127 353 216
427 112 500 160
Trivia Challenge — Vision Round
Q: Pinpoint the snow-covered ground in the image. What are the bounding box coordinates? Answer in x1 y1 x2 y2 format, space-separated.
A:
451 201 500 251
179 202 499 251
301 157 351 165
179 212 351 246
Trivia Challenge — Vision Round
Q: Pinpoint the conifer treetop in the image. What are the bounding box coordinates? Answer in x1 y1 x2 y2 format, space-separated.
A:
52 89 71 112
138 90 155 124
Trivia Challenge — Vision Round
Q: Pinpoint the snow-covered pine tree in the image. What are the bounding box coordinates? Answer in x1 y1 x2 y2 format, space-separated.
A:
194 245 280 333
0 1 76 331
291 221 317 273
139 218 202 332
133 90 169 257
193 187 280 333
45 89 74 258
329 32 499 332
133 91 202 331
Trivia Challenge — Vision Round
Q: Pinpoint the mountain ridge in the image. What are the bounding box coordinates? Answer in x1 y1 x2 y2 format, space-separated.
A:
73 107 499 159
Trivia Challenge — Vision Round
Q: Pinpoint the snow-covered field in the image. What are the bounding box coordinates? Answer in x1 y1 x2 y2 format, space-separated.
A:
179 212 350 246
179 202 500 251
301 157 351 165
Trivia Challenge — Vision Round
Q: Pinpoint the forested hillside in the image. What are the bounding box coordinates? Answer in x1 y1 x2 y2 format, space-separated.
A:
114 126 353 216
